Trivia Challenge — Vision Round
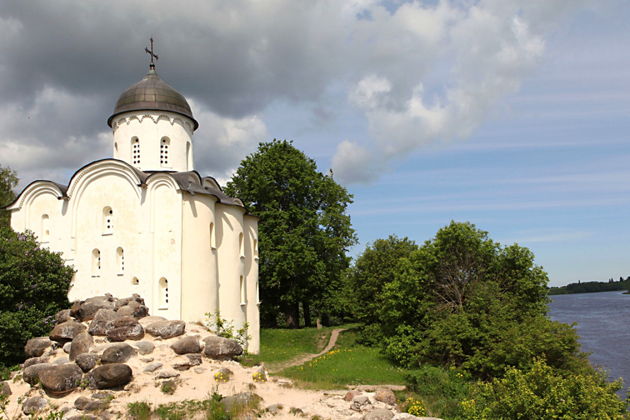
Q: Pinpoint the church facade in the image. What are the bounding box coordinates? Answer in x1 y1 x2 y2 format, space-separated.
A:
6 59 260 353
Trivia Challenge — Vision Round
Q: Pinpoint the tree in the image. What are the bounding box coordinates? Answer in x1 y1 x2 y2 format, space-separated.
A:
345 235 418 343
365 222 587 379
225 140 356 327
0 165 18 228
0 227 74 366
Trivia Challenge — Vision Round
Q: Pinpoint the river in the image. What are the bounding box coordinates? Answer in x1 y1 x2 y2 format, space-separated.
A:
549 291 630 388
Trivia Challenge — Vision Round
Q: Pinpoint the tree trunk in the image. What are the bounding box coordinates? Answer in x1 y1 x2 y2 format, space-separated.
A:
303 301 312 327
284 303 300 329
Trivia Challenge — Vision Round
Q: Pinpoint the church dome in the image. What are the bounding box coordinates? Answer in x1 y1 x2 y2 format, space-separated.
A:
107 69 199 130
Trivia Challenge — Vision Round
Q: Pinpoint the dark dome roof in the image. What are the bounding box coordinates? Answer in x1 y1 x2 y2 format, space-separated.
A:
107 69 198 130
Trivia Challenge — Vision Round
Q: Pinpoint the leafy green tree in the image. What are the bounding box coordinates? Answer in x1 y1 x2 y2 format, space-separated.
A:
0 166 18 228
225 140 356 327
345 235 418 343
367 222 587 379
0 227 74 366
461 359 626 419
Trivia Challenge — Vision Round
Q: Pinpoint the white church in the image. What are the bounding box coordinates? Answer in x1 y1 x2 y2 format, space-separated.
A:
5 45 260 353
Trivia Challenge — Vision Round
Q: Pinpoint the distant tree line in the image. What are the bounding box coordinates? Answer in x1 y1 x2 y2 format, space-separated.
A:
549 277 630 295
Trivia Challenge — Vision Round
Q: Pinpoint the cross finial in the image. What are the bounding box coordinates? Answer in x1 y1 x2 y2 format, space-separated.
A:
145 37 158 70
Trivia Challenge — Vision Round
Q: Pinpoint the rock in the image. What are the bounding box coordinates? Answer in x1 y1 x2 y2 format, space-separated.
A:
106 316 144 341
0 381 11 396
101 343 136 364
86 364 132 389
352 395 372 412
143 362 163 373
374 388 397 406
73 296 116 321
66 414 99 420
363 409 394 420
145 320 186 339
70 331 93 361
50 320 87 343
138 315 166 327
155 369 180 379
221 392 262 413
133 341 155 355
116 301 149 318
23 363 55 385
88 309 120 336
52 356 70 365
171 336 201 354
91 391 113 400
38 363 83 396
75 396 109 411
25 337 53 357
266 404 283 415
24 356 48 368
55 309 72 324
203 336 243 360
172 354 202 371
392 414 428 420
63 342 72 354
345 390 362 401
75 353 99 372
193 367 206 374
22 396 48 415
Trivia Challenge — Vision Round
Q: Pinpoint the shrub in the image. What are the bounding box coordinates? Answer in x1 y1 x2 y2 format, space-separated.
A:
460 359 627 419
0 227 73 366
128 401 152 420
405 365 470 418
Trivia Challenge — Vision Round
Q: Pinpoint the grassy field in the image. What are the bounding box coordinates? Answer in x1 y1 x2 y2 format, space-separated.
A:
279 328 415 389
240 326 335 369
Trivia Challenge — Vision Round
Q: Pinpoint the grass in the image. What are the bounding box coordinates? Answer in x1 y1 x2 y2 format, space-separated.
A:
240 326 336 368
127 392 256 420
279 328 415 389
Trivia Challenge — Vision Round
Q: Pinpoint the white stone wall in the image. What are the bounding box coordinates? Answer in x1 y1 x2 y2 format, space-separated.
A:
110 112 195 172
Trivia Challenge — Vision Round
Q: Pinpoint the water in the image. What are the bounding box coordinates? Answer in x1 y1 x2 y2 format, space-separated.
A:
549 291 630 387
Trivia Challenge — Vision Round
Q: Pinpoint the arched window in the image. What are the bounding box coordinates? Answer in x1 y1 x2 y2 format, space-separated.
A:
91 249 101 277
159 278 169 308
116 247 124 275
160 137 170 167
131 277 139 286
131 137 140 165
102 207 113 234
41 214 50 242
209 222 216 249
238 233 244 258
240 275 246 305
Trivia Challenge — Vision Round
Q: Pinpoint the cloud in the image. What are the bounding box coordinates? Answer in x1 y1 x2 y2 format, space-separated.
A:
0 0 590 186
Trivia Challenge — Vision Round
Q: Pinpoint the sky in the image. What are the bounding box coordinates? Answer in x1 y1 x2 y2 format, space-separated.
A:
0 0 628 286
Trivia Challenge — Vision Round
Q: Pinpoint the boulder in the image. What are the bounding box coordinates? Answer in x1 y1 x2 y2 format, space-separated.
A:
344 390 362 402
116 301 149 318
106 316 144 341
70 331 93 361
115 294 144 309
38 363 83 396
50 320 87 343
363 409 394 420
63 342 72 354
221 392 262 413
133 341 155 355
143 362 163 373
374 388 397 406
88 309 120 336
22 396 48 415
75 353 99 372
203 336 243 360
0 381 11 396
24 337 53 357
55 309 72 324
101 343 136 364
86 363 132 389
145 320 186 339
171 336 201 355
392 414 427 420
52 356 70 365
172 354 202 371
73 296 116 321
23 363 55 385
74 396 109 411
138 315 166 327
24 356 48 368
155 369 180 379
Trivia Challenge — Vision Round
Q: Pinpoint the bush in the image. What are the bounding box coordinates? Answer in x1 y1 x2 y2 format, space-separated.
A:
460 359 627 419
0 227 73 366
405 365 470 418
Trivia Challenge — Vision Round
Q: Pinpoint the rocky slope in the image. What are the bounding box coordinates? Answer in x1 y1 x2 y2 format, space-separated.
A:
0 295 439 420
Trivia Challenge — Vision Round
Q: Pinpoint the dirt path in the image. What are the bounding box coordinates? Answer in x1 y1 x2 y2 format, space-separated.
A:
269 328 347 372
